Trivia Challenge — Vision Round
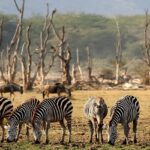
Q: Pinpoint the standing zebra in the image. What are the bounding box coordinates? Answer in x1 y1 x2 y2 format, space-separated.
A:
84 97 108 143
32 96 73 144
0 97 13 142
7 98 40 142
0 83 23 101
107 95 140 145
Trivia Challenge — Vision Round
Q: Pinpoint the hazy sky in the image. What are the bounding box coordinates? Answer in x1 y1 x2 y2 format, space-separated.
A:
0 0 149 17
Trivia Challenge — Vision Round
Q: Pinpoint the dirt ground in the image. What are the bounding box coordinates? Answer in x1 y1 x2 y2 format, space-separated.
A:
0 90 150 150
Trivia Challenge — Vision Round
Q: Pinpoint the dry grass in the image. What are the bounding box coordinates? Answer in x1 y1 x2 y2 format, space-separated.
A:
0 90 150 150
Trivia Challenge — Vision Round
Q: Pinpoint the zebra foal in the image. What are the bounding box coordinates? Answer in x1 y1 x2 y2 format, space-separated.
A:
0 97 13 142
7 98 40 142
84 97 108 143
32 96 73 144
107 95 140 145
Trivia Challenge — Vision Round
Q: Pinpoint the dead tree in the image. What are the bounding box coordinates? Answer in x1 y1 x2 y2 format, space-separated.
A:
72 48 83 83
114 17 122 84
51 18 72 85
0 18 7 82
87 47 93 81
144 10 150 84
36 5 56 86
18 25 40 90
0 0 25 83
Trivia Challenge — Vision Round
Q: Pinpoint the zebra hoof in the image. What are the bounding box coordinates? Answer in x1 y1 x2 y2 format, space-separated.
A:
89 140 92 144
34 140 40 144
134 139 137 144
108 141 114 146
45 139 49 144
121 140 127 145
60 140 64 145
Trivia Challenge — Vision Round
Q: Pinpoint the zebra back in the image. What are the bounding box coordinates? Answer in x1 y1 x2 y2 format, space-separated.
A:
9 98 40 123
110 95 140 125
0 97 13 119
33 96 73 123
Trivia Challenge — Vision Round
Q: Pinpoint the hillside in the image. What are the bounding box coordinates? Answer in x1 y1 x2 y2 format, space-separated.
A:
0 13 147 75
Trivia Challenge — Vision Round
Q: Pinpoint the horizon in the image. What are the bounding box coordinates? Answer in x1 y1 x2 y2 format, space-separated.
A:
0 0 149 18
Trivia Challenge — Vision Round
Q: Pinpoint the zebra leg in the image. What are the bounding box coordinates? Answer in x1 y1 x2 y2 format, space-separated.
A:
93 122 99 142
16 123 23 141
59 120 66 144
65 116 72 143
0 119 4 143
45 122 50 144
122 123 130 145
88 120 94 143
26 124 30 141
98 123 104 144
133 119 137 144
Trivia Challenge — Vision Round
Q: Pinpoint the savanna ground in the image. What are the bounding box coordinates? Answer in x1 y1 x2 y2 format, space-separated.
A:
0 90 150 150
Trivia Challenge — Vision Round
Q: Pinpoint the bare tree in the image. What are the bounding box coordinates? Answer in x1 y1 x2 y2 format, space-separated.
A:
51 17 72 85
144 10 150 84
114 17 122 84
87 47 93 81
72 48 83 83
18 25 40 90
0 0 25 83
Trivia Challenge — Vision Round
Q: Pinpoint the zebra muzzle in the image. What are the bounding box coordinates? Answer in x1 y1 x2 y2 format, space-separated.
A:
108 141 114 146
34 140 40 144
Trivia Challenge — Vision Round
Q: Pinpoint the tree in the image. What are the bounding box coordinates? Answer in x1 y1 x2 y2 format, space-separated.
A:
18 24 40 90
51 16 72 85
143 10 150 84
114 17 122 84
0 0 25 83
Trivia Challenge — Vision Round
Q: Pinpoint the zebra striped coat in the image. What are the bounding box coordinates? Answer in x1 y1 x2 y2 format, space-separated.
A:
0 97 13 142
107 95 140 145
32 96 73 144
84 97 108 143
7 98 40 142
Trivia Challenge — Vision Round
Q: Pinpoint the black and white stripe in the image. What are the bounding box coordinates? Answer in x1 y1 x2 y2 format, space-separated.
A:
32 96 73 144
7 98 40 142
0 97 13 142
107 95 140 145
84 97 108 143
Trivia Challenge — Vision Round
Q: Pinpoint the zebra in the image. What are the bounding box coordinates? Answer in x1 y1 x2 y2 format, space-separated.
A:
84 97 108 143
7 98 40 142
107 95 140 145
42 83 71 99
32 96 73 144
0 97 13 142
0 83 23 101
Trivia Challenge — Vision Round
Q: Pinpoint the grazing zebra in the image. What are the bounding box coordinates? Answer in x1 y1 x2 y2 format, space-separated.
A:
0 83 23 101
7 98 40 142
107 95 140 145
42 83 71 99
32 96 73 144
0 97 13 142
84 97 108 143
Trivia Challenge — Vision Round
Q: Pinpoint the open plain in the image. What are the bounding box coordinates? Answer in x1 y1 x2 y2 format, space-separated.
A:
0 89 150 150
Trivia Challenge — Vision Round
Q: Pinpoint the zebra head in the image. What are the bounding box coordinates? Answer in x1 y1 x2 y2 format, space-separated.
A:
7 123 17 142
32 121 42 144
107 121 117 145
